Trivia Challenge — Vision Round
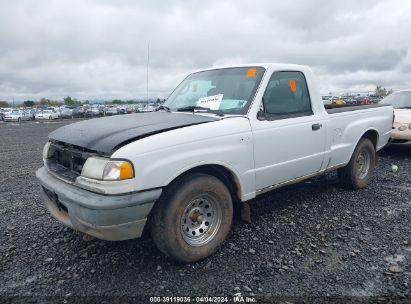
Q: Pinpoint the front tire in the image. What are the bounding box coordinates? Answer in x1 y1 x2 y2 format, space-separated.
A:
150 173 233 263
338 138 375 189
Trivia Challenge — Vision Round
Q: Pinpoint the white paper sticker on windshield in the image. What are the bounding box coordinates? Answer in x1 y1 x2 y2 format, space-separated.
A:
196 94 223 110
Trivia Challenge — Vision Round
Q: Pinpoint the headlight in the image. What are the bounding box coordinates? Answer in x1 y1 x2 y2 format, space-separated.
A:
103 161 134 180
81 157 134 181
398 125 407 131
42 142 52 159
408 124 411 130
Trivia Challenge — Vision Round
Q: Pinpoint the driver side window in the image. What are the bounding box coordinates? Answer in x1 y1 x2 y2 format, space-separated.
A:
262 71 313 119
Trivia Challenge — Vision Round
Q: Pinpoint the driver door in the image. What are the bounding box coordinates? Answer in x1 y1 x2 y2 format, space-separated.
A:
251 71 326 190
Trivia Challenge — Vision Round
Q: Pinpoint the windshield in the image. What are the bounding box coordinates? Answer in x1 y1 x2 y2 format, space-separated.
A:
11 110 20 114
164 67 265 115
380 92 411 109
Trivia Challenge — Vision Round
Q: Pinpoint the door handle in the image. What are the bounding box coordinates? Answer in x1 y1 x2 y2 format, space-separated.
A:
312 123 322 131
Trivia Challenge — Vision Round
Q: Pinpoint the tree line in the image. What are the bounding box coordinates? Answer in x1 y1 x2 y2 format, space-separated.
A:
0 97 82 108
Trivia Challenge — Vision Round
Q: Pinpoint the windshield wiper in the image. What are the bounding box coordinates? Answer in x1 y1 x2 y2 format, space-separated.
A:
397 106 411 109
177 106 208 112
177 106 224 116
156 105 171 112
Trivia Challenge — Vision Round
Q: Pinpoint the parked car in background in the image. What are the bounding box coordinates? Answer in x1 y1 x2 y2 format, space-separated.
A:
72 107 85 118
104 106 119 116
4 110 33 122
369 95 383 104
139 105 156 112
37 63 393 263
381 90 411 143
359 96 372 105
334 98 346 105
0 108 13 121
125 106 135 114
28 109 38 120
35 109 60 120
343 97 357 105
322 95 332 105
85 107 103 118
60 108 74 119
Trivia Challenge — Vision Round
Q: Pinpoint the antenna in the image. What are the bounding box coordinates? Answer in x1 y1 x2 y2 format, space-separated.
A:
147 42 150 103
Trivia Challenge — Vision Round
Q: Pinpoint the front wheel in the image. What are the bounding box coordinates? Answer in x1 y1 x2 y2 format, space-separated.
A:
150 173 233 263
338 138 375 189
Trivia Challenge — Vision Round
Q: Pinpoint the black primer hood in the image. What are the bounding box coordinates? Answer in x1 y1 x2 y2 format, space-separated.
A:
48 112 217 154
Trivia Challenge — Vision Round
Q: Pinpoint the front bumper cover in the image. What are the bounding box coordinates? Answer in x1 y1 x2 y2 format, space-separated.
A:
36 166 162 241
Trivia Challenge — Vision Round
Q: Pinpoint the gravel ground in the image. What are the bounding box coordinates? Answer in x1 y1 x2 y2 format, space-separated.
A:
0 119 410 303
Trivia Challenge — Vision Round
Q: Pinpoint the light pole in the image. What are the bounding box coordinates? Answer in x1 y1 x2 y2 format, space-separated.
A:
147 42 150 103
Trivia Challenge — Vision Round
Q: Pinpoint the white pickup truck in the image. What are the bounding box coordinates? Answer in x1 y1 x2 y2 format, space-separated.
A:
36 63 393 262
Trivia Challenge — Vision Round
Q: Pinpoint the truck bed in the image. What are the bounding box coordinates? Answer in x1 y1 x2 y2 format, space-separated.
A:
325 103 388 114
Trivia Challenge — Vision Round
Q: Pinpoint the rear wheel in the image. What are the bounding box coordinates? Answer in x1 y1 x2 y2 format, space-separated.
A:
338 138 375 189
150 173 233 263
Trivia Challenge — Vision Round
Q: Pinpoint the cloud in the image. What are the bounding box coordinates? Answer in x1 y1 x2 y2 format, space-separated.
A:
0 0 410 101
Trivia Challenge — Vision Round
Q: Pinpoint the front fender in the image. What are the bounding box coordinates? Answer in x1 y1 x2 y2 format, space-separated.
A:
112 117 256 201
164 160 244 197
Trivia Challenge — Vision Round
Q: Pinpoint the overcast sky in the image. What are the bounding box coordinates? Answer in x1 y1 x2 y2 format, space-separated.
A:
1 0 411 102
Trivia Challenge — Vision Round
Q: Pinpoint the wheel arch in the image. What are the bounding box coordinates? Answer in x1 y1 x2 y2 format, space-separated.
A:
165 163 243 204
360 128 379 149
338 128 378 190
345 128 379 165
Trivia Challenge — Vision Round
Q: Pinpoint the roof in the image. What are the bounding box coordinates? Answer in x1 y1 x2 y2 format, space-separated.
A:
197 63 310 73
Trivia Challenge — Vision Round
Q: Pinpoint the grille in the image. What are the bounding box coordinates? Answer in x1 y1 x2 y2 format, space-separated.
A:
46 142 93 182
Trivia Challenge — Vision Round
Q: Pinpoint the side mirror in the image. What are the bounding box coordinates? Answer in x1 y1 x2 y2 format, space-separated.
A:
257 98 266 120
257 109 265 120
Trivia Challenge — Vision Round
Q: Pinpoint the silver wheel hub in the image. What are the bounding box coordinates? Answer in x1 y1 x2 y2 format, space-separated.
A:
356 150 370 179
180 194 222 246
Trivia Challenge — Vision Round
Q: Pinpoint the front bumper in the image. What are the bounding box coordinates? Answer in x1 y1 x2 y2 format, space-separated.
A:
392 122 411 141
4 117 19 121
36 166 162 241
391 129 411 141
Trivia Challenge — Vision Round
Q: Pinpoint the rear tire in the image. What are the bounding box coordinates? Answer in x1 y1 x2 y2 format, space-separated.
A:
338 138 375 189
150 173 233 263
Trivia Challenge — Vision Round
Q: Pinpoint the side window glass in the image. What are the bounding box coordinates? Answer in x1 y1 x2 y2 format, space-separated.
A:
263 71 312 117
